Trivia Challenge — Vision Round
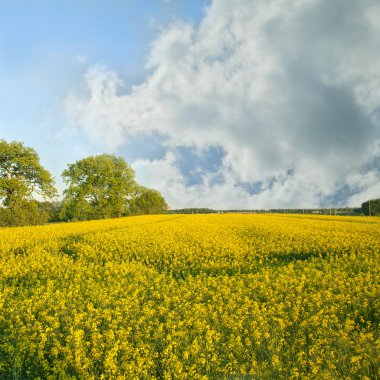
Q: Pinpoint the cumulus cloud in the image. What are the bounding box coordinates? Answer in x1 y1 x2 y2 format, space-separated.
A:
64 0 380 208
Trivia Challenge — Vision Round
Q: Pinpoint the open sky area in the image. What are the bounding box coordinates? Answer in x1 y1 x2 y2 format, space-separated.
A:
1 0 379 209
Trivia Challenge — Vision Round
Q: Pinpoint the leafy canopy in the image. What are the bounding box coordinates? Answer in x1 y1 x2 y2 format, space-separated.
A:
130 186 168 215
61 154 137 220
0 139 56 207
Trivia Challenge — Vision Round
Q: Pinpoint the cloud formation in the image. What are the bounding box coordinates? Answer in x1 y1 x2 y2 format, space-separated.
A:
65 0 380 208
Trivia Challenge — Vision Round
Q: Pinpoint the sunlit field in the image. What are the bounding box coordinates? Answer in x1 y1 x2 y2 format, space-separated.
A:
0 214 379 379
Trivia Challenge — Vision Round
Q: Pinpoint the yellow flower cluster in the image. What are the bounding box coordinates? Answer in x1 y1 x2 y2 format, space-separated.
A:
0 214 379 379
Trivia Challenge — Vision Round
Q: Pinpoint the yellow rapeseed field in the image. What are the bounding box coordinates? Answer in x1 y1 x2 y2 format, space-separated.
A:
0 214 379 379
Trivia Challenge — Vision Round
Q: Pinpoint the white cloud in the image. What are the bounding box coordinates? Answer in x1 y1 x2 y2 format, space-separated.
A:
64 0 380 208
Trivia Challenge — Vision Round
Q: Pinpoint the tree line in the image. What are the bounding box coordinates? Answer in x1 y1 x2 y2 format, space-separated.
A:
0 139 168 227
361 198 380 216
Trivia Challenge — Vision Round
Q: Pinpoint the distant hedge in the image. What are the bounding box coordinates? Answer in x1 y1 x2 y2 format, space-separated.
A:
362 198 380 216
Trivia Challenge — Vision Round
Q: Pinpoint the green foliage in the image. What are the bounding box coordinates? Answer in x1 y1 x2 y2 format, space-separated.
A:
0 140 57 206
130 186 168 215
362 198 380 216
61 154 137 221
0 140 57 226
0 200 49 227
169 208 216 214
36 201 62 223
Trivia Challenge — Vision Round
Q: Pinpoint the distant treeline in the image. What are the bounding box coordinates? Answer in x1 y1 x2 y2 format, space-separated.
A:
0 139 168 227
169 208 216 214
361 198 380 216
169 207 367 216
1 140 378 227
264 208 363 216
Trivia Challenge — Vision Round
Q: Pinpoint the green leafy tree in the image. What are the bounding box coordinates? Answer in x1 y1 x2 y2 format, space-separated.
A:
362 198 380 216
0 140 57 226
0 200 50 227
61 154 137 220
37 200 62 222
130 186 168 215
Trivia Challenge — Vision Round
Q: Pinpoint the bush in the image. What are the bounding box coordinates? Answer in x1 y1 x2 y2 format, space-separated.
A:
0 201 49 227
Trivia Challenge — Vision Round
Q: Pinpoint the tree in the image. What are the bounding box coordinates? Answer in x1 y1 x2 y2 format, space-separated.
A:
61 154 137 220
130 186 168 215
362 198 380 216
37 200 62 222
0 140 57 226
0 200 50 227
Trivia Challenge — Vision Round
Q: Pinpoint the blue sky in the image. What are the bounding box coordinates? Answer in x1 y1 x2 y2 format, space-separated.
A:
0 0 206 139
1 0 380 209
0 0 208 195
